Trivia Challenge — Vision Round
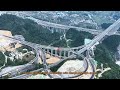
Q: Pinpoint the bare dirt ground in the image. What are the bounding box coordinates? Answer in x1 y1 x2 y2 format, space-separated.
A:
0 30 22 52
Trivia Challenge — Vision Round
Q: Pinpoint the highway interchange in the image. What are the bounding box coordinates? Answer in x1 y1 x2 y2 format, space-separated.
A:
0 13 120 79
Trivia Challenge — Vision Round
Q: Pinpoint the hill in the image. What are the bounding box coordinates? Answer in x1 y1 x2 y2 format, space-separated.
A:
0 14 60 46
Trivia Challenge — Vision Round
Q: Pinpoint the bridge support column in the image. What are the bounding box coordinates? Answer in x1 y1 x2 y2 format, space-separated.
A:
63 51 66 58
55 50 57 56
59 51 62 57
68 51 71 57
47 49 49 54
55 29 58 32
51 29 54 33
51 49 53 56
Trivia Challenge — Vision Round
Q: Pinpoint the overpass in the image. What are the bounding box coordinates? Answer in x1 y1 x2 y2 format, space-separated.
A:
17 13 120 36
0 13 120 79
0 34 89 79
3 12 120 35
49 17 120 67
2 14 120 78
1 15 120 79
44 17 120 79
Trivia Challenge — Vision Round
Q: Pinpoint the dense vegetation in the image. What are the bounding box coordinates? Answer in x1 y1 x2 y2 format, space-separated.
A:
0 14 60 45
94 24 120 79
66 28 94 47
0 52 5 67
64 29 120 79
101 23 112 29
94 44 120 79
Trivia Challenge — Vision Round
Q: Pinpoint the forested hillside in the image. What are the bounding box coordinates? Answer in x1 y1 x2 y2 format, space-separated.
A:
0 14 60 45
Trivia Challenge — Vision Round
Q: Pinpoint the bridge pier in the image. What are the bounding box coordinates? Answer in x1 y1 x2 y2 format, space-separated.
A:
68 51 71 57
51 49 53 56
63 51 66 58
55 50 57 56
59 51 62 57
55 29 59 32
51 29 54 33
47 49 49 54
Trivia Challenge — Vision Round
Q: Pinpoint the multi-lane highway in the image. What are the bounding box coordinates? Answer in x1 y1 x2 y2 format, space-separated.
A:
44 17 120 79
1 11 120 37
2 12 120 35
0 13 120 79
77 18 120 55
0 33 89 79
11 12 120 36
0 35 44 78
